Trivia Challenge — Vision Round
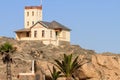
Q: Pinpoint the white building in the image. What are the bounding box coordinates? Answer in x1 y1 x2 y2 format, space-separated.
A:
15 5 71 45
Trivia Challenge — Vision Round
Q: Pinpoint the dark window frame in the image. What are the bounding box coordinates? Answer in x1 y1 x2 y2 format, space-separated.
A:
34 30 37 38
26 32 30 37
42 30 45 38
32 11 34 16
27 21 29 26
32 21 34 25
27 12 29 16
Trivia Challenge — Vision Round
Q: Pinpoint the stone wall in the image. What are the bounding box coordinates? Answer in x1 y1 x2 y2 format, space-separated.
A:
59 41 70 46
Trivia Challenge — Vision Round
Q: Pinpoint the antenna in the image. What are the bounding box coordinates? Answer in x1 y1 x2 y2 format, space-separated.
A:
40 0 42 5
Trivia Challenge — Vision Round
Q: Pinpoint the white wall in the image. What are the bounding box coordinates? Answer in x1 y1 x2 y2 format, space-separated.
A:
59 30 70 42
16 23 70 45
24 8 42 28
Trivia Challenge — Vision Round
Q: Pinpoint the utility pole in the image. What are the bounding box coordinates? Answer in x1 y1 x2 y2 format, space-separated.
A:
40 0 42 5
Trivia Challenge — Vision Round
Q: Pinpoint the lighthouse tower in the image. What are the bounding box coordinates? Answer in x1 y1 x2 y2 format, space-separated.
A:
24 5 42 28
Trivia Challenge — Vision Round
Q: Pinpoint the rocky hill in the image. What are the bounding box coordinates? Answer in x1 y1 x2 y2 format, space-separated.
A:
0 36 120 80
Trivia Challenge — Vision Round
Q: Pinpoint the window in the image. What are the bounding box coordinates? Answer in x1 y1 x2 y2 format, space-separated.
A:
50 31 52 38
27 21 29 26
56 31 58 36
32 11 34 16
32 21 34 25
34 31 37 38
27 12 29 16
26 32 29 37
42 30 45 37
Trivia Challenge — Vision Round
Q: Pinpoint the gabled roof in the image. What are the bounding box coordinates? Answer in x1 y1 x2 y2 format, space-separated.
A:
34 21 71 31
15 20 71 32
42 21 71 31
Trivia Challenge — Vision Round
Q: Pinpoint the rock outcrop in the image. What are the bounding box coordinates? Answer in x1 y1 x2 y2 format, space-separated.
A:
0 37 120 80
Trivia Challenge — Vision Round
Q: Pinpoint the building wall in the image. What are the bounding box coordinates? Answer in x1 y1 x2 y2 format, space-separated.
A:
30 23 58 45
16 32 31 40
24 7 42 28
16 23 70 45
30 23 71 45
59 30 70 42
15 33 19 40
31 23 48 40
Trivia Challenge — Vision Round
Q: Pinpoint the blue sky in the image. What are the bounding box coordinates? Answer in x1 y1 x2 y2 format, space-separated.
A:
0 0 120 53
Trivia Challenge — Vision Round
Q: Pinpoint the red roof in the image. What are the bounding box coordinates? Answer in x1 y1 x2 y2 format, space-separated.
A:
25 5 42 9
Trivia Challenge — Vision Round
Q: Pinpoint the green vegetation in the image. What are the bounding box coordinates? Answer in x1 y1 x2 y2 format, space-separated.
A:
48 54 81 80
0 42 15 80
48 66 62 80
0 42 14 63
0 42 13 53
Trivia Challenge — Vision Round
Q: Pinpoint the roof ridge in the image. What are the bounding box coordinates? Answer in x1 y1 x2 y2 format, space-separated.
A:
51 21 71 31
